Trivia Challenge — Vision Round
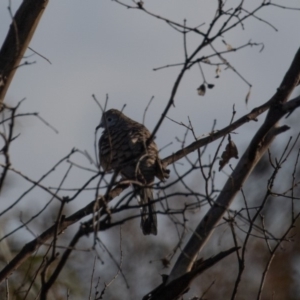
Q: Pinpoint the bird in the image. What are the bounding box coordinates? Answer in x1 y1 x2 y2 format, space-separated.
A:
98 109 169 235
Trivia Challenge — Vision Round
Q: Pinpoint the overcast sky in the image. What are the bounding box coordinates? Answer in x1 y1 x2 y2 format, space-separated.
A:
0 0 300 240
1 1 300 298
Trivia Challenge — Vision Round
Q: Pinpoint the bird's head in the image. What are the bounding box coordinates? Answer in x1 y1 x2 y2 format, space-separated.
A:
97 109 123 130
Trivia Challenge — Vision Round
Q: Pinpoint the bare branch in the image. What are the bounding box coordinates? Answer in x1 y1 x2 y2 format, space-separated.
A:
0 0 49 103
167 46 300 283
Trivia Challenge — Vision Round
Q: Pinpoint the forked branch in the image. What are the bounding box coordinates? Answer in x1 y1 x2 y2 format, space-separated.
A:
165 46 300 286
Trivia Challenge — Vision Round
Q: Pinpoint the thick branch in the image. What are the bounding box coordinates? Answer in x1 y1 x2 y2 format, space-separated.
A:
144 247 239 300
0 0 49 104
167 46 300 283
162 100 271 166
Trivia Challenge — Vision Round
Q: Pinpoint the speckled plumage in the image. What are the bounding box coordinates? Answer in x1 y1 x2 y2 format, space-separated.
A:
98 109 169 235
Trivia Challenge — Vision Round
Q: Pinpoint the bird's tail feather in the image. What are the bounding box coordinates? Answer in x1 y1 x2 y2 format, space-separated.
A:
136 187 157 235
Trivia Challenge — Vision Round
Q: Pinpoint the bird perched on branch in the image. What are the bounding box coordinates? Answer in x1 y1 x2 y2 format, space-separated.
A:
98 109 169 235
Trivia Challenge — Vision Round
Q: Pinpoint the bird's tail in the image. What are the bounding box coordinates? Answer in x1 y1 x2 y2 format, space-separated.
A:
136 186 157 235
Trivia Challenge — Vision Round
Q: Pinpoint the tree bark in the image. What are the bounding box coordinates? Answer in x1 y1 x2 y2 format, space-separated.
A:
167 47 300 284
0 0 49 104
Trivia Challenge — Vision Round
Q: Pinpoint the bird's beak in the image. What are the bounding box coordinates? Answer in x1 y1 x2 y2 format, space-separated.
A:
96 119 104 130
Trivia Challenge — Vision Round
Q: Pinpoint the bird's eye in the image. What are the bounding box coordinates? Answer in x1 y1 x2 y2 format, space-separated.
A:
107 117 112 122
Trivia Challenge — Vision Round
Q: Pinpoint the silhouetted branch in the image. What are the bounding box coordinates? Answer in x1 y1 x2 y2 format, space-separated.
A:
0 0 49 103
143 247 239 300
167 46 300 283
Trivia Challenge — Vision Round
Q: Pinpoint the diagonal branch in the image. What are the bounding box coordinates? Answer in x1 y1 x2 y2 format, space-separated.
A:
0 0 49 104
162 99 271 167
143 247 239 300
166 46 300 284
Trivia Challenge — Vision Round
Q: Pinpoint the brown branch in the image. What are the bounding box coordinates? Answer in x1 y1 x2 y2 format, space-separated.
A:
166 46 300 283
143 247 239 300
161 100 270 166
161 94 300 168
0 0 49 104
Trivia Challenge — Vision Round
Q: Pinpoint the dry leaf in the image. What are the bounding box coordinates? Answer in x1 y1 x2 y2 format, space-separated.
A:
137 1 144 8
245 88 251 105
202 58 211 63
161 257 171 268
215 66 221 78
197 83 206 96
219 136 239 171
222 39 233 50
